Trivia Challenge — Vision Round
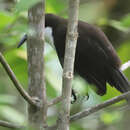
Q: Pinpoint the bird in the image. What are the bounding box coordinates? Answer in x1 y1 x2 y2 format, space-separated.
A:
18 13 130 99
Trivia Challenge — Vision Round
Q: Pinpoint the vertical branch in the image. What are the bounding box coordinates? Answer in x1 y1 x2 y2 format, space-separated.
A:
27 1 47 129
58 0 79 130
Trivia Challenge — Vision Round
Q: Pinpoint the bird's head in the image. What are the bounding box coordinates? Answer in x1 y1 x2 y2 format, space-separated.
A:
17 14 59 48
45 13 63 29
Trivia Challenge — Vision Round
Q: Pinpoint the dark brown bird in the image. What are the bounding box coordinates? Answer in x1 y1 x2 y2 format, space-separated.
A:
18 13 130 97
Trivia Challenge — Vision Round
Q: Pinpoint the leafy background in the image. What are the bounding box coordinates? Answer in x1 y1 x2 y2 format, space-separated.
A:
0 0 130 130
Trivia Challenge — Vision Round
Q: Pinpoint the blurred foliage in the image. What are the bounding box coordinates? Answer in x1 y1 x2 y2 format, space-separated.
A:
15 0 41 13
0 0 130 130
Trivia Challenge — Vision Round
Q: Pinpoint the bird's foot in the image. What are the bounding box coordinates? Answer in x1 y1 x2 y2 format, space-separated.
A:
71 89 77 104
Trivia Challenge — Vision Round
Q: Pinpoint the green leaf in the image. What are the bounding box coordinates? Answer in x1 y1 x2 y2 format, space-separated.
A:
109 20 128 32
121 14 130 27
0 95 17 105
117 42 130 63
4 49 28 87
46 0 66 14
0 11 16 30
102 85 122 102
100 111 122 124
0 106 25 123
15 0 41 13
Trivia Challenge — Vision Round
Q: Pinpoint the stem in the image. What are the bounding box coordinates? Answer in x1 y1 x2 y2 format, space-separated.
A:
57 0 79 129
70 91 130 122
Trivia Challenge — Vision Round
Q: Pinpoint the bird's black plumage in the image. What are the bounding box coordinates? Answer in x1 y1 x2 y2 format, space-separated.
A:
18 13 130 96
45 13 130 95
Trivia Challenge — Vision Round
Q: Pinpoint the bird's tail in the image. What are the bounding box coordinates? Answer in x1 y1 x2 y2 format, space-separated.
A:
110 68 130 93
108 68 130 102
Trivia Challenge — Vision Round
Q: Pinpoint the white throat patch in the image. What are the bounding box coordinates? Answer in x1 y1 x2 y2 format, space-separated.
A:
45 27 55 50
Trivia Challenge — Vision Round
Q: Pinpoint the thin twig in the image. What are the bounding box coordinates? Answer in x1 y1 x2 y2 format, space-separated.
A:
0 52 38 107
121 60 130 71
70 91 130 122
48 96 63 107
0 120 24 129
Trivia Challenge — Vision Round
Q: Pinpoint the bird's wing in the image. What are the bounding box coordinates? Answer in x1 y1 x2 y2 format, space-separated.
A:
78 21 121 68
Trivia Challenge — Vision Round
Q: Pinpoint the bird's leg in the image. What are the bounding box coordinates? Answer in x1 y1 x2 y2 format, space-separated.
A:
71 89 77 104
85 92 89 101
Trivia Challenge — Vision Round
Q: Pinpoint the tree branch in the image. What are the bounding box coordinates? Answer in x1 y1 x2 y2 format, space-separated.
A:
70 91 130 122
0 52 38 107
57 0 79 129
0 120 24 129
27 1 47 129
48 96 63 107
121 60 130 71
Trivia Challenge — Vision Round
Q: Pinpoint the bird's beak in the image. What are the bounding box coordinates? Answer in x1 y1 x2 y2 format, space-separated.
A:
17 34 27 48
